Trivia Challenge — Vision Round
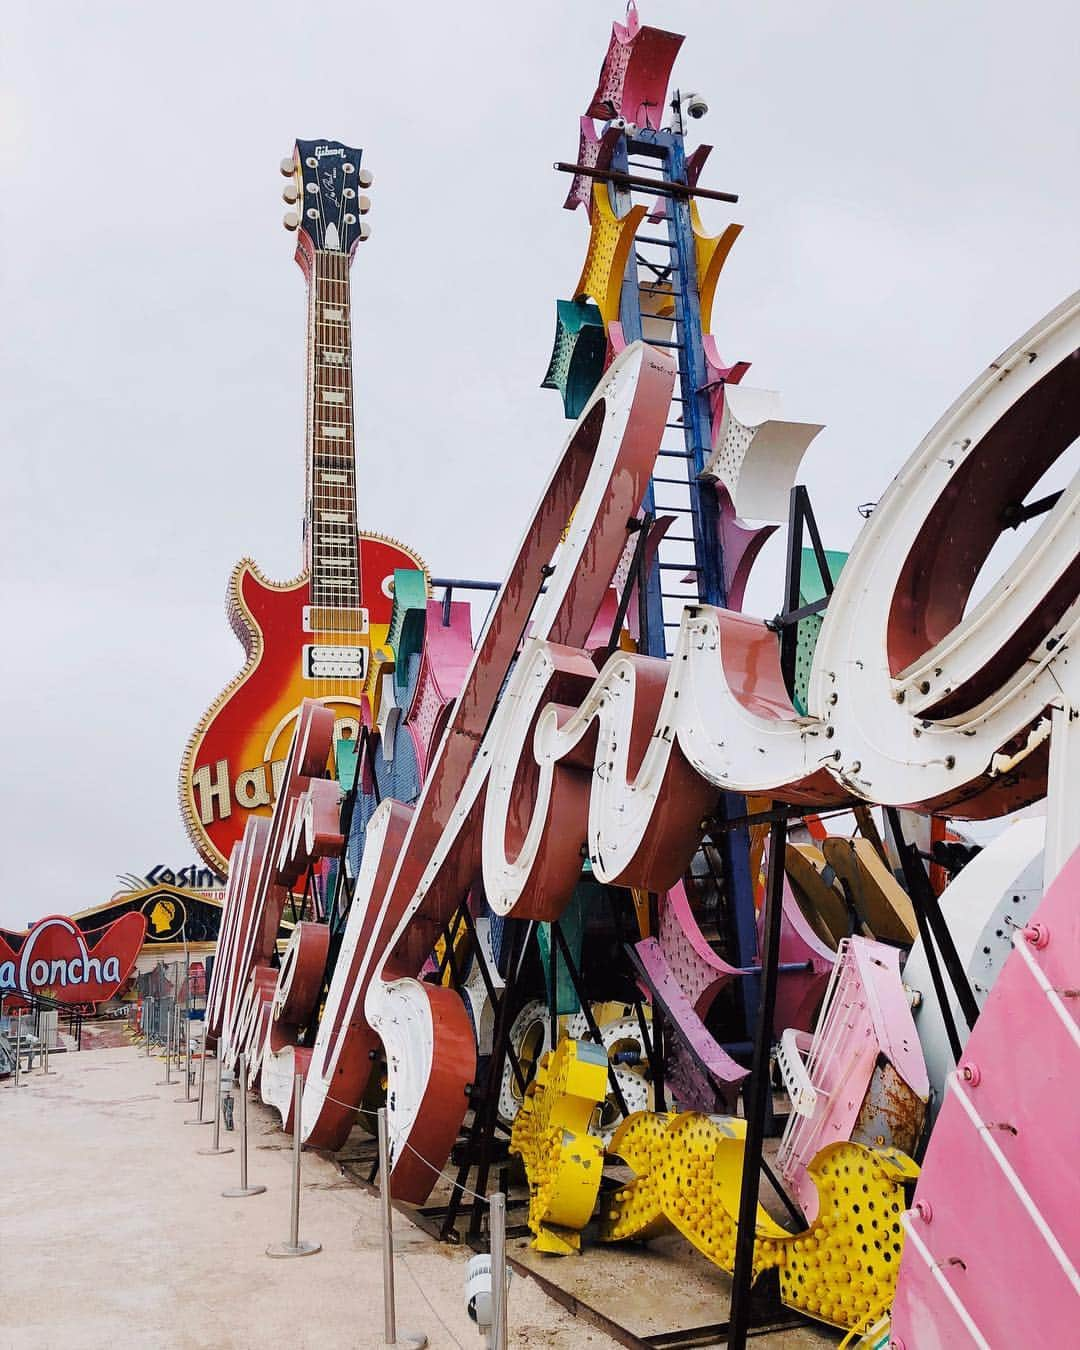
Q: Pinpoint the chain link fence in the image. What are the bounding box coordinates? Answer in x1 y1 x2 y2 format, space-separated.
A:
134 958 208 1050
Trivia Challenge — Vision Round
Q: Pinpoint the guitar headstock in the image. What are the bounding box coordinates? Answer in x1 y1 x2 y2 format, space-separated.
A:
280 138 372 258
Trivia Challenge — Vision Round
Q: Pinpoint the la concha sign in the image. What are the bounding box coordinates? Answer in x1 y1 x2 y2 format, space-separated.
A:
0 913 146 1003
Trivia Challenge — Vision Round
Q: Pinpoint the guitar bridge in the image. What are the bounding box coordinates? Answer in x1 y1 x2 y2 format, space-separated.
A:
302 645 367 679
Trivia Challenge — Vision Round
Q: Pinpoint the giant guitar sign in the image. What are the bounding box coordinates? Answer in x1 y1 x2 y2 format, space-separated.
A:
179 138 426 873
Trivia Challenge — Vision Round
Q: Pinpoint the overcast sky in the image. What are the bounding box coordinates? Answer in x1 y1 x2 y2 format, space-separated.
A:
1 1 1076 928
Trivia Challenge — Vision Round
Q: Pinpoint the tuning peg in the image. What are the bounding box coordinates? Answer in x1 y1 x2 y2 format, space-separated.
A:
283 211 299 232
357 221 372 241
357 194 372 215
282 183 299 204
357 168 374 188
279 155 296 177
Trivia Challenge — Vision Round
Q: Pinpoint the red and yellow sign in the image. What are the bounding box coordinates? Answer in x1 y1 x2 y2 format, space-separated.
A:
0 913 146 1004
179 534 424 874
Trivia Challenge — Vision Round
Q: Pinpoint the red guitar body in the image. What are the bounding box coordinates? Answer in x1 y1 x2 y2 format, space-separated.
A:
180 532 425 873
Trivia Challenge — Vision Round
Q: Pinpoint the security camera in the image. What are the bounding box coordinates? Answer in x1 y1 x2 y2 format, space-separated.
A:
464 1253 512 1344
669 89 709 134
465 1254 494 1335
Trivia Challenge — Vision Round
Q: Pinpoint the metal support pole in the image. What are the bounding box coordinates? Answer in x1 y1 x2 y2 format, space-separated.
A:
176 1009 193 1102
490 1191 509 1350
145 997 153 1055
727 819 788 1348
894 846 963 1062
372 1110 426 1345
779 488 806 714
197 1054 234 1155
887 807 981 1033
223 1052 266 1198
380 1107 397 1344
552 158 739 204
266 1073 321 1257
652 1000 666 1114
186 1033 210 1124
157 1006 174 1085
12 1013 23 1088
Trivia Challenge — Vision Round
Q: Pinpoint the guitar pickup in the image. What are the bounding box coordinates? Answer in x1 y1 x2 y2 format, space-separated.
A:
303 605 368 635
302 645 367 679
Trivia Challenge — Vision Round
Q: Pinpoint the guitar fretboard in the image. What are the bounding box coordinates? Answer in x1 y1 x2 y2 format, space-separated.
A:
305 248 360 611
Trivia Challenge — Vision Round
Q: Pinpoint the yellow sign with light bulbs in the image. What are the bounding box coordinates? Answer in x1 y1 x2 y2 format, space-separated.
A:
511 1038 918 1332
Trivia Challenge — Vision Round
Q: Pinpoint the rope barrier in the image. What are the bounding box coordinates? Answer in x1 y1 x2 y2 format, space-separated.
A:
315 1088 493 1204
178 1052 498 1205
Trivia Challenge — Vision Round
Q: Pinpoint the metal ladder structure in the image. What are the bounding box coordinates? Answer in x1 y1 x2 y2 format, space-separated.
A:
573 114 761 1013
596 122 732 655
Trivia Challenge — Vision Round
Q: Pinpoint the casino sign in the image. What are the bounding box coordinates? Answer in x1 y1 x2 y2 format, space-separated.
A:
62 879 295 974
78 884 227 949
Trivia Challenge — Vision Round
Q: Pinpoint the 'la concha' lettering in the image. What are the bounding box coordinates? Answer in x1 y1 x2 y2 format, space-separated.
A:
0 913 144 1000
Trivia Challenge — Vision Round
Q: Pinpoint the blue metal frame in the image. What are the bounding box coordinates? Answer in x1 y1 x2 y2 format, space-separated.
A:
610 124 761 1029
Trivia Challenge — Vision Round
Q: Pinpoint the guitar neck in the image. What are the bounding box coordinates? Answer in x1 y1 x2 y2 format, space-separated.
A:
305 248 360 609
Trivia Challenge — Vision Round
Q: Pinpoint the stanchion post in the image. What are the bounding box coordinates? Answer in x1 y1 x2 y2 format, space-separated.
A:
490 1191 508 1350
266 1072 320 1258
185 1029 210 1124
380 1107 397 1344
223 1052 266 1198
157 1006 174 1086
176 1009 193 1102
145 997 153 1056
197 1052 234 1156
13 1012 22 1088
375 1108 426 1348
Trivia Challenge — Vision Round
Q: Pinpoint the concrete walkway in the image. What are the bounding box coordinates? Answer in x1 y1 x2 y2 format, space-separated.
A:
0 1044 615 1350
